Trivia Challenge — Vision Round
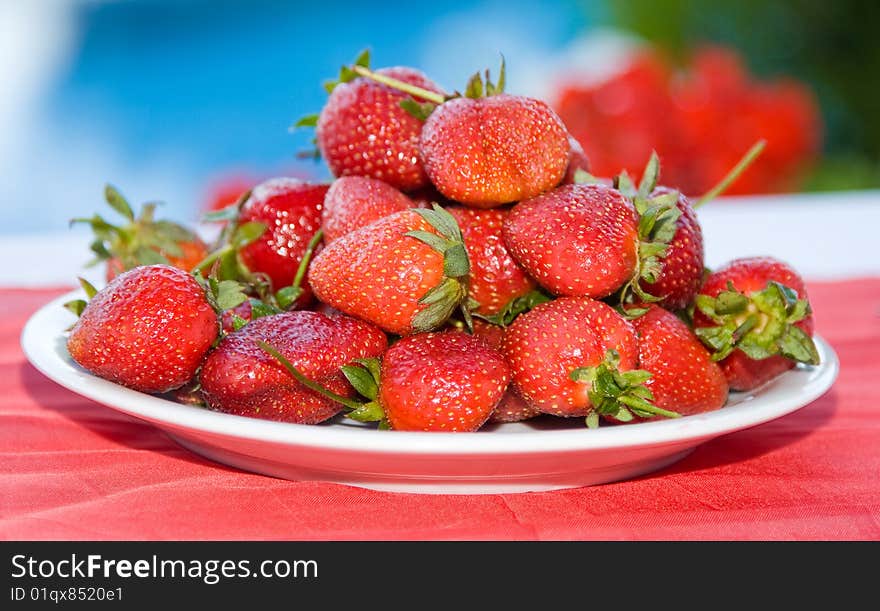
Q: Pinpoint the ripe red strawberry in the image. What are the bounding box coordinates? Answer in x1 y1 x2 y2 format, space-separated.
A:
502 297 678 425
635 186 705 310
502 183 639 299
308 206 471 335
315 59 441 191
74 184 209 281
322 176 418 243
203 173 256 213
421 94 570 207
234 177 328 298
200 311 388 424
445 205 538 316
378 332 510 431
67 265 219 394
340 58 568 207
693 257 819 391
630 304 728 417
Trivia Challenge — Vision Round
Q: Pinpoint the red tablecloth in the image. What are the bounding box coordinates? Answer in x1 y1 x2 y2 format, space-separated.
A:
2 280 877 541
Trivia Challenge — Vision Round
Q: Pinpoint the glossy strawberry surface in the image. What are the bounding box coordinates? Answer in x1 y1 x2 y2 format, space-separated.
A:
503 183 639 298
322 176 417 243
446 206 536 316
68 265 218 394
420 94 569 207
200 311 388 424
632 305 728 417
309 210 449 335
380 332 510 431
502 297 639 417
237 178 328 298
317 67 441 191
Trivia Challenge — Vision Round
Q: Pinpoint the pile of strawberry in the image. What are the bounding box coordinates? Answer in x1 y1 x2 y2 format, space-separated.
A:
65 51 820 433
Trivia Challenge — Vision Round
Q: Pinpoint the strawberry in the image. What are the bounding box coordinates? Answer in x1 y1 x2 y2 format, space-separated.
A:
445 205 538 316
311 52 441 191
622 143 768 311
322 176 418 243
630 304 728 417
203 173 256 214
502 183 639 299
200 177 327 310
607 153 708 312
237 178 327 292
378 332 511 431
635 186 704 310
308 205 471 335
693 257 819 391
502 297 678 425
74 184 209 281
67 265 219 394
420 93 569 207
200 311 388 424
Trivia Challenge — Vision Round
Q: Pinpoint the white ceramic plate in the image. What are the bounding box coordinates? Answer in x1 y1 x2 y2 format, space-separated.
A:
21 290 839 494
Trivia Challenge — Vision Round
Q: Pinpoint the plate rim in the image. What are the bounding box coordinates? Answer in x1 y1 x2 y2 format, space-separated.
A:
21 289 840 456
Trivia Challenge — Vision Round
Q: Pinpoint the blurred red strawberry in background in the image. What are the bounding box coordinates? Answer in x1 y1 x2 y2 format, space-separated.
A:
203 173 257 213
554 45 822 196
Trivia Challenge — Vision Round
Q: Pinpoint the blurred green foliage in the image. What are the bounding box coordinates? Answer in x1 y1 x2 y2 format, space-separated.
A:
610 0 880 190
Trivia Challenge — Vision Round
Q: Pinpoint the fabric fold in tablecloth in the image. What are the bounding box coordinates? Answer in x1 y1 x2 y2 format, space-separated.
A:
1 280 878 540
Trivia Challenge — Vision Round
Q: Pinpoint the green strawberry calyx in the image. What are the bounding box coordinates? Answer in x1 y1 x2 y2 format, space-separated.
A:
406 204 474 333
569 349 680 428
63 277 100 319
71 184 200 273
259 342 389 429
461 55 506 100
694 280 820 365
192 270 249 314
615 152 682 310
472 289 553 327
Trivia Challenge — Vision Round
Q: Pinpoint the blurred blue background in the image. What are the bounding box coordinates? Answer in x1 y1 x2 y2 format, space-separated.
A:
0 0 598 234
